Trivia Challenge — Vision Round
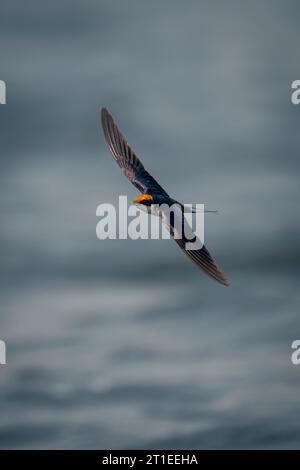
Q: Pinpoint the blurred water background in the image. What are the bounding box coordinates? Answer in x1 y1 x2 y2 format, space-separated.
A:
0 0 300 449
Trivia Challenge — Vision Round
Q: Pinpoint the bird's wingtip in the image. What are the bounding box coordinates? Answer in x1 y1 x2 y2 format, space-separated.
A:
222 277 231 287
101 107 111 129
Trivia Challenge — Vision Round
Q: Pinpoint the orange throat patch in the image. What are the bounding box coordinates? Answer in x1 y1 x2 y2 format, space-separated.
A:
133 194 153 204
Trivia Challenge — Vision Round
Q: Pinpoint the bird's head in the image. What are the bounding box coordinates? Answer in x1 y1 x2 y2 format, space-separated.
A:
133 194 153 207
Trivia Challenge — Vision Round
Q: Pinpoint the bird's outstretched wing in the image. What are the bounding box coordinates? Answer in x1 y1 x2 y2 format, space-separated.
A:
161 205 230 286
174 238 230 286
101 108 169 196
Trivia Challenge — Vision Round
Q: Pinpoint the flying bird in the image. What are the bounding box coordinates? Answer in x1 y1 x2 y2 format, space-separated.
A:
100 108 230 286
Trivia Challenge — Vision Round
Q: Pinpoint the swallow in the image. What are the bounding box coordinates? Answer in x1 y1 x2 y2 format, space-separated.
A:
101 108 230 286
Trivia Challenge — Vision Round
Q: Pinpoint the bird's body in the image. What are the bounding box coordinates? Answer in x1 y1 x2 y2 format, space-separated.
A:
100 107 230 286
